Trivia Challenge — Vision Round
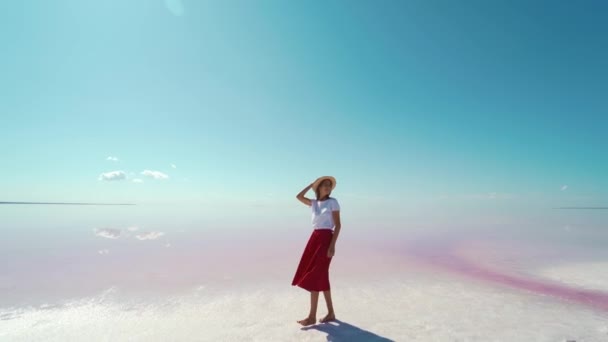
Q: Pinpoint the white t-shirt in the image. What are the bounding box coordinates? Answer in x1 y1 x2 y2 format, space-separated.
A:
311 197 340 229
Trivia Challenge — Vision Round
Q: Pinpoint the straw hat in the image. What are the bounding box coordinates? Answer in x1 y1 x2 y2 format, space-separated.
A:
312 176 337 192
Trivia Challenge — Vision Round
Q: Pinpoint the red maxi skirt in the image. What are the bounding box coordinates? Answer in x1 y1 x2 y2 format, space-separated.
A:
291 228 334 292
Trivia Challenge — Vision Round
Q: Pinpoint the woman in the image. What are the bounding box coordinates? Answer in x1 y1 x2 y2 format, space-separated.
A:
292 176 341 326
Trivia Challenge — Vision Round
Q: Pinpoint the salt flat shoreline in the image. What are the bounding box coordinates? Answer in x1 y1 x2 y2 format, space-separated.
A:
2 268 608 341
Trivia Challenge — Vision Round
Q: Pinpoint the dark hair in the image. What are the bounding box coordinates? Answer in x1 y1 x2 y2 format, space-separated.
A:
314 179 333 200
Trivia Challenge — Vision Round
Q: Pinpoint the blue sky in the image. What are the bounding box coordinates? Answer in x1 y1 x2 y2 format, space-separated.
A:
1 0 607 226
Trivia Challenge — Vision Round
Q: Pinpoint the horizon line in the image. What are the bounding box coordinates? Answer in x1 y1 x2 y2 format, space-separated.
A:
0 201 136 206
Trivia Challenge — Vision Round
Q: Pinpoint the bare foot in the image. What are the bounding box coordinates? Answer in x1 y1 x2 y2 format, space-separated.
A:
319 312 336 323
297 317 316 326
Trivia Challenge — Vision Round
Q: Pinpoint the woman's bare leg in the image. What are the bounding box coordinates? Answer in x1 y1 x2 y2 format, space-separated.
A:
320 290 336 322
297 291 319 326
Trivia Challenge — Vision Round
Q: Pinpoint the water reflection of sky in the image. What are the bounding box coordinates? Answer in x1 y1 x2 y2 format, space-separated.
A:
1 205 608 340
2 205 607 308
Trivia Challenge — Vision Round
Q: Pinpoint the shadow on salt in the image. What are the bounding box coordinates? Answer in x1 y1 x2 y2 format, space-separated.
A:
302 319 395 342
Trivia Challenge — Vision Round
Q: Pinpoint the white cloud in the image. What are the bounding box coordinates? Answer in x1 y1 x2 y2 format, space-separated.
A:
165 243 172 248
171 164 177 169
561 185 568 191
141 170 169 180
132 179 143 183
135 231 165 240
93 226 167 242
98 249 109 255
92 226 169 242
94 228 121 239
106 156 119 162
98 170 126 181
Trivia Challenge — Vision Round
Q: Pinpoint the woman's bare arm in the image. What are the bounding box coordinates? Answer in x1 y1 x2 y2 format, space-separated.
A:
329 210 341 249
296 182 314 206
327 210 341 257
